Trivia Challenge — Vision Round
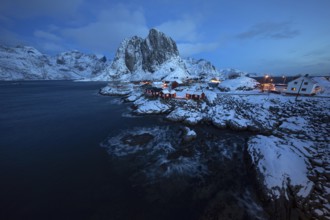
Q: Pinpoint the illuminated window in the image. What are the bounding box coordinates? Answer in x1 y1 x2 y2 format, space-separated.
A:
291 88 296 91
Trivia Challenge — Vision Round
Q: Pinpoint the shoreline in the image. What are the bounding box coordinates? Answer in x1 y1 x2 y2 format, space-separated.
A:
100 82 330 219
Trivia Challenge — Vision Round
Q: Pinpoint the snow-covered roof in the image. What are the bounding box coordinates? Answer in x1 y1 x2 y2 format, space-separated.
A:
187 90 204 95
170 90 176 94
289 76 317 85
162 89 170 94
168 79 183 84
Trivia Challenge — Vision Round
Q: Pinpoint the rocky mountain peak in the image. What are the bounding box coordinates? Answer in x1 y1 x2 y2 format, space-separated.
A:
141 28 179 72
110 28 180 78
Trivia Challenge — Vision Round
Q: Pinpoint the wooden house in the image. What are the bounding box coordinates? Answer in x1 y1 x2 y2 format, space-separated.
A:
145 87 163 97
160 89 176 99
274 84 287 93
186 91 205 100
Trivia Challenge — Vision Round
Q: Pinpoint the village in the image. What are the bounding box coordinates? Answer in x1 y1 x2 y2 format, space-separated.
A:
131 74 330 101
98 73 330 220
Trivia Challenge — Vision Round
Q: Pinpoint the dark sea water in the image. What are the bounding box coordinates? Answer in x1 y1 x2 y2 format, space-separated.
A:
0 81 266 220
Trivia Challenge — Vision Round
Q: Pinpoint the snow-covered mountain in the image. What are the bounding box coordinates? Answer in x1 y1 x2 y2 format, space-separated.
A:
91 29 224 81
0 45 110 80
55 51 108 78
219 68 249 79
184 58 223 80
0 29 225 81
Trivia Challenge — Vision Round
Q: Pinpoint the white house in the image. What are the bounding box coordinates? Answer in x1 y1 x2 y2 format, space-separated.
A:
286 76 319 95
152 81 164 88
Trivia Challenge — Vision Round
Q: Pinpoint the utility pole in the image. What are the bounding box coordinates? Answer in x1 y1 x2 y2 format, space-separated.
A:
295 78 304 101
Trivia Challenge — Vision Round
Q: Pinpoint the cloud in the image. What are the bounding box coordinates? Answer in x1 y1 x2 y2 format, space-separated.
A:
0 0 83 18
60 4 149 54
0 27 26 46
34 30 62 42
156 15 220 57
178 42 219 57
156 16 201 42
237 21 300 40
39 42 66 53
0 15 13 26
33 29 65 53
303 45 330 57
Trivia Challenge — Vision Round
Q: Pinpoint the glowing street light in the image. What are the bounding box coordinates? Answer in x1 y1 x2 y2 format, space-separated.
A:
261 74 269 92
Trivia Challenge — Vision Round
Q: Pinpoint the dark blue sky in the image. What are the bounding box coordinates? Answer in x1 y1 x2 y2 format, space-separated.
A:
1 0 329 75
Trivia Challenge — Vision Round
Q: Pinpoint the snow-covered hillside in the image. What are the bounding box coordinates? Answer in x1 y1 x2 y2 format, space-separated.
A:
184 58 223 80
55 51 108 78
0 45 110 81
218 76 259 91
0 45 57 80
313 77 330 96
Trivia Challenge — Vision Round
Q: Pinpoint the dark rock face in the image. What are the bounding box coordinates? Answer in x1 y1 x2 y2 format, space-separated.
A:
120 133 154 146
112 28 180 74
141 29 179 72
124 36 144 72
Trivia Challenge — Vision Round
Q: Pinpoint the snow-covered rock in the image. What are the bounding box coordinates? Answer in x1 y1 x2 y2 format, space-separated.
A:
93 29 224 82
125 94 140 102
183 58 224 81
220 68 248 79
96 28 185 81
133 97 171 114
182 127 197 142
204 91 218 105
248 135 313 199
219 76 259 91
163 99 207 125
99 83 133 96
313 77 330 96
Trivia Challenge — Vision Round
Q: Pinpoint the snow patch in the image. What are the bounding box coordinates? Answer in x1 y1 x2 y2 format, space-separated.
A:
248 135 313 199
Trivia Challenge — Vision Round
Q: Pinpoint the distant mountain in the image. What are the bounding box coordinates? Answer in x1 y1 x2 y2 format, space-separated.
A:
184 58 223 80
0 45 110 81
218 68 248 79
0 29 224 81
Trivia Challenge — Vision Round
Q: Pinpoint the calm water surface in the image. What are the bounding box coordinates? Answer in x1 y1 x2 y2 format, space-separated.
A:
0 81 265 220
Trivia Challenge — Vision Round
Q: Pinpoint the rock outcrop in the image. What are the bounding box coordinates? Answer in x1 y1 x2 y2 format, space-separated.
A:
141 28 179 72
105 28 186 81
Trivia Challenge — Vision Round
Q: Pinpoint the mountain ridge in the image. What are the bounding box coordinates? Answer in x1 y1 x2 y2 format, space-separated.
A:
0 29 245 81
